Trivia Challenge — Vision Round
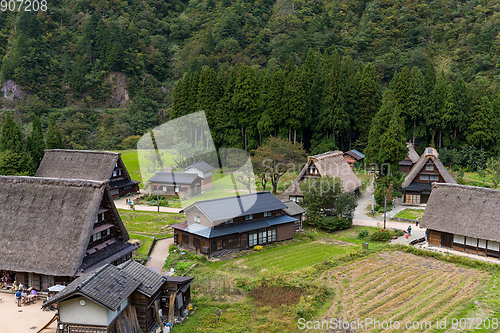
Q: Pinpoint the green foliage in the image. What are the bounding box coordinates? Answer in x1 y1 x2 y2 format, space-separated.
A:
369 229 394 242
121 135 141 149
485 157 500 189
46 114 63 149
315 216 352 233
357 230 369 239
27 115 45 169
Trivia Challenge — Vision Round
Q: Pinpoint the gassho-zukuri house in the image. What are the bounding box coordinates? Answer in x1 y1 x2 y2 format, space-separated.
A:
282 150 362 202
171 192 297 256
421 183 500 259
43 260 194 333
0 176 137 291
36 149 140 198
400 147 456 205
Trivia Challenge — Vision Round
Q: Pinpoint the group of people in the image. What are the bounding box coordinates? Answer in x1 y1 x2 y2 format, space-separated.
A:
14 283 37 307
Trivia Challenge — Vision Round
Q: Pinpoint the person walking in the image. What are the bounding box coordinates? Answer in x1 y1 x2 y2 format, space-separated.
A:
15 290 22 307
407 225 412 236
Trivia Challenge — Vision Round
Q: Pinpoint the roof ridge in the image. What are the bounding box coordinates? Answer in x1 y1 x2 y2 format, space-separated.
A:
0 176 107 187
193 191 271 205
433 182 500 193
78 264 113 290
44 149 120 156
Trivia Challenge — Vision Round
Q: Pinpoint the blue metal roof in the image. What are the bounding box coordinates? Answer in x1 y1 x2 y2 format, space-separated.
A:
173 215 297 239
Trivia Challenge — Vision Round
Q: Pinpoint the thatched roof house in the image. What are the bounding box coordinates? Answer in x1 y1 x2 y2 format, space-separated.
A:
421 183 500 259
36 149 140 197
0 176 136 290
281 151 362 202
398 143 420 173
401 147 456 205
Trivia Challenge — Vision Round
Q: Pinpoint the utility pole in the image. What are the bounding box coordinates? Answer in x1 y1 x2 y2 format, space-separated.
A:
383 196 387 229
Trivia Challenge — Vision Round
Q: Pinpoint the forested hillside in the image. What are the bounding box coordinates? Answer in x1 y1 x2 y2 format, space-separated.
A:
1 0 500 155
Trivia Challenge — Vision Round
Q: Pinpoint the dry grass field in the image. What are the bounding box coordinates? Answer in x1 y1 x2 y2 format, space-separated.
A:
317 251 490 332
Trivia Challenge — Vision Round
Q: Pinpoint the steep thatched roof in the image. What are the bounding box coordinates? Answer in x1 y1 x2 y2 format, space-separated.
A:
401 147 456 188
282 151 362 197
407 144 420 164
421 183 500 242
36 149 120 182
0 176 129 277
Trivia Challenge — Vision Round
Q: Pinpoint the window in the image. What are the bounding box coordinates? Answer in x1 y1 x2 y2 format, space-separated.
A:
111 189 119 195
101 213 105 221
222 237 238 248
175 186 180 192
258 228 267 244
466 237 477 247
245 214 253 221
249 231 258 247
118 169 121 176
225 219 233 225
429 175 439 181
425 164 434 171
194 214 200 223
487 241 500 251
453 235 465 244
268 229 277 242
405 194 420 204
419 175 429 181
162 186 167 192
102 228 111 238
478 239 486 249
263 211 272 218
112 171 117 177
92 232 102 242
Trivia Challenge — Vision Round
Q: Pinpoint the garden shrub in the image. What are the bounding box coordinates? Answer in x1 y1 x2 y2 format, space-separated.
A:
253 245 264 251
369 229 393 242
315 216 352 232
357 230 369 239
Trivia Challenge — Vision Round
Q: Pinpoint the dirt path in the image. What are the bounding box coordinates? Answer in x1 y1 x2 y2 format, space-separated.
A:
0 293 57 333
146 238 174 273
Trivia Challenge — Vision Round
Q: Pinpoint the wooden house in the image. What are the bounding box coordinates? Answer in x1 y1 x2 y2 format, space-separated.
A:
400 147 456 205
43 261 194 333
0 176 137 291
36 149 140 198
421 183 500 259
398 143 420 174
149 172 202 197
181 161 215 191
282 151 362 202
343 149 365 169
282 200 305 230
171 192 297 256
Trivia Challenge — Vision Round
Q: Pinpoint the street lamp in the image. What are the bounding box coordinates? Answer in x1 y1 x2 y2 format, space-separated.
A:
383 196 387 229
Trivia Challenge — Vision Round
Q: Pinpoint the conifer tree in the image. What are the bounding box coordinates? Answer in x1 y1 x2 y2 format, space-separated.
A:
286 68 309 143
467 96 498 150
0 114 23 153
28 115 45 167
365 89 394 165
320 51 348 147
46 114 64 149
342 56 360 149
442 75 468 142
358 63 381 145
171 73 190 119
424 63 436 95
407 67 427 142
426 73 447 147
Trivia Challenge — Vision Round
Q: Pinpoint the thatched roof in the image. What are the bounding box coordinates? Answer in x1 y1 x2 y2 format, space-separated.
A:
401 147 456 188
282 151 362 197
407 144 420 164
421 183 500 242
36 149 120 182
0 176 129 277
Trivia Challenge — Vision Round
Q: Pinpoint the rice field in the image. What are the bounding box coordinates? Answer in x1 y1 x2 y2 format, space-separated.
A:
318 251 491 333
224 241 358 273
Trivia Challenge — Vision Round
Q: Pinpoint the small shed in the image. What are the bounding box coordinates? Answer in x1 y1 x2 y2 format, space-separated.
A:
282 200 305 230
182 161 215 191
149 172 202 197
343 149 365 169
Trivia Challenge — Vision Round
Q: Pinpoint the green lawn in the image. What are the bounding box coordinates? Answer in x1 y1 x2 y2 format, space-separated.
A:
128 233 154 261
118 209 183 238
394 208 425 220
219 240 357 273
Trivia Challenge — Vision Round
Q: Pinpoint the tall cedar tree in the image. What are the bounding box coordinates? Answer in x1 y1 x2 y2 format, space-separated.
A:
0 113 33 175
171 73 190 119
425 73 447 147
197 66 221 146
378 106 408 173
320 51 348 147
28 115 45 167
342 56 360 150
285 65 309 143
407 67 427 143
443 75 468 141
232 64 260 150
0 113 24 152
358 63 381 145
46 114 64 149
467 96 498 149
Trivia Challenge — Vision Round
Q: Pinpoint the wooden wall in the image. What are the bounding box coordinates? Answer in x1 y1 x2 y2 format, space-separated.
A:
428 230 441 246
277 223 295 241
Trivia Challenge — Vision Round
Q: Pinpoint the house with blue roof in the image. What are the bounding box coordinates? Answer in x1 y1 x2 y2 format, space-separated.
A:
171 192 297 256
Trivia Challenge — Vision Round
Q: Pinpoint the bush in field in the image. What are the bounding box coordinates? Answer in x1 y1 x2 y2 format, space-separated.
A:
315 216 352 232
369 229 393 242
394 229 405 237
357 230 369 239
